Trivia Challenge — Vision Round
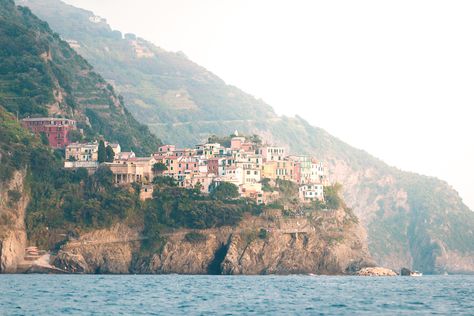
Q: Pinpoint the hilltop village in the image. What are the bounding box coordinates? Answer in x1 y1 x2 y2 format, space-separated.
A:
21 117 328 205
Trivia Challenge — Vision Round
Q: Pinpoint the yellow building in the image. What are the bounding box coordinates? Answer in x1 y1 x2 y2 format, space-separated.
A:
65 142 98 162
106 156 156 184
262 160 295 181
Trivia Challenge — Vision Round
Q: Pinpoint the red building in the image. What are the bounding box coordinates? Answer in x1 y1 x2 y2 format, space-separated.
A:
22 117 76 148
207 158 225 176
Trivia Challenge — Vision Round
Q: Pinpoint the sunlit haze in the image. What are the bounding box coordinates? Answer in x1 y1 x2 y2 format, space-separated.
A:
64 0 474 210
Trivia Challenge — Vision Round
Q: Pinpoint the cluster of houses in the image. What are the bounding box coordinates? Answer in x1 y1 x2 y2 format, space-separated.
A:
21 117 328 205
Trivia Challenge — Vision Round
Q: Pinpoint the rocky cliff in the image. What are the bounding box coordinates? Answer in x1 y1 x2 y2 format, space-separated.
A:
0 169 29 273
54 209 374 275
53 224 140 274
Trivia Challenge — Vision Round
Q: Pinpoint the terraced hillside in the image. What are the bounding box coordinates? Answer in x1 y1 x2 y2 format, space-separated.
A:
1 0 160 154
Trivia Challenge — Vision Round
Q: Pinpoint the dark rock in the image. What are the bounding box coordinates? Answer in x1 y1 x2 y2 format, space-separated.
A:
400 267 412 276
345 258 377 275
53 252 88 273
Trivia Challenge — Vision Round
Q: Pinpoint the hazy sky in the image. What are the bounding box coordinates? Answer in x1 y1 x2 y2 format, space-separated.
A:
65 0 474 210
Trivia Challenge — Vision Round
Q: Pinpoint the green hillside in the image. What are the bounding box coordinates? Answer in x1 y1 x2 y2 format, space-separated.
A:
0 0 160 155
16 0 474 273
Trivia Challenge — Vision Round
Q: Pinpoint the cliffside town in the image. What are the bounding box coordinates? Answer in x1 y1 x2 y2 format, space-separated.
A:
47 120 329 206
0 116 381 275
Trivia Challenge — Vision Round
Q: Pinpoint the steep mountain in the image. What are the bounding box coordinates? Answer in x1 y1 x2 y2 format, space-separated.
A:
17 0 474 274
0 0 160 155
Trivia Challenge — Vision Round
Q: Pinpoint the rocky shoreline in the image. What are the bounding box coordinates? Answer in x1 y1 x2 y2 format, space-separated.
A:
31 209 376 275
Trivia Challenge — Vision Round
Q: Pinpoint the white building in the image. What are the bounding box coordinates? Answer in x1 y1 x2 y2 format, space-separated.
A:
106 142 121 156
116 151 135 161
243 168 261 184
299 184 324 202
222 166 244 186
310 161 325 184
258 146 286 162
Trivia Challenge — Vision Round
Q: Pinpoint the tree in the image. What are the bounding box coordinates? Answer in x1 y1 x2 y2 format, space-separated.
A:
210 182 239 201
324 184 343 210
98 140 106 163
67 130 82 142
249 134 262 145
92 165 113 190
39 132 49 146
153 176 177 187
105 145 115 162
72 168 88 183
152 162 167 174
194 181 203 193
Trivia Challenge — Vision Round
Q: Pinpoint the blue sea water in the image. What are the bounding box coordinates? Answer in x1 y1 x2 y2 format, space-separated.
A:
0 275 472 315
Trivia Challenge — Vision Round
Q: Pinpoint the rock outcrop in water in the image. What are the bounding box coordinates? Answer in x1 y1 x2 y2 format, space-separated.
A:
356 267 397 276
0 170 29 273
54 209 375 275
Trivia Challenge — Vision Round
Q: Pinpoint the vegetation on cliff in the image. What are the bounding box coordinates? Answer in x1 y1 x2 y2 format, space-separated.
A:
142 181 261 250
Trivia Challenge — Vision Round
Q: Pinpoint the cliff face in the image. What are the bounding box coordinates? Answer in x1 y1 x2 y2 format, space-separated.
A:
328 157 474 274
55 209 374 275
220 211 372 275
0 169 29 273
53 224 140 273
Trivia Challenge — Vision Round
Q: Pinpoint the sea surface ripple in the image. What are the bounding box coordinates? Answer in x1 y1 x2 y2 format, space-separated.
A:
0 275 473 315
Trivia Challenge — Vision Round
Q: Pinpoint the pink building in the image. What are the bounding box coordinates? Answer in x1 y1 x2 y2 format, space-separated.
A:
21 117 76 148
157 145 176 153
231 136 246 150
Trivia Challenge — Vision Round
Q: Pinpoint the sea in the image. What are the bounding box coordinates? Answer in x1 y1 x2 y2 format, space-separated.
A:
0 275 472 315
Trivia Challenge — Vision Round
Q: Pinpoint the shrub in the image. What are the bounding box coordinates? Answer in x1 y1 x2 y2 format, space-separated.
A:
210 182 239 201
184 232 208 243
7 189 21 205
153 176 177 187
258 228 268 240
324 184 343 210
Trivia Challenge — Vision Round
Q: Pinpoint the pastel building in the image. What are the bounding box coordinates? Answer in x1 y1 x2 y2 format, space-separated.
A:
180 173 214 193
310 161 325 184
289 155 312 184
241 182 264 204
262 160 295 181
222 166 244 186
258 146 286 162
139 184 154 201
65 142 98 162
107 156 156 184
299 184 324 202
157 145 176 154
231 134 246 150
22 117 76 148
116 151 136 161
243 168 261 184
